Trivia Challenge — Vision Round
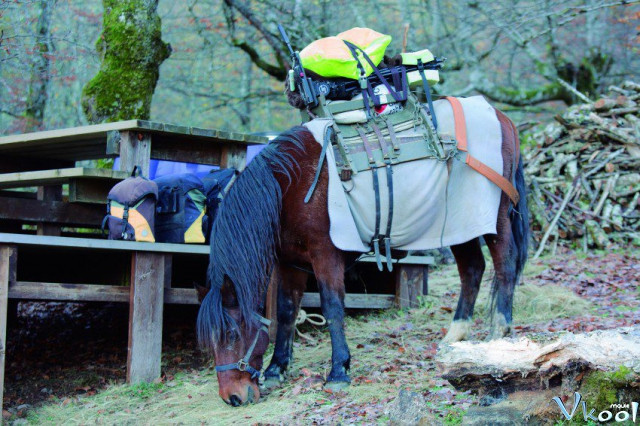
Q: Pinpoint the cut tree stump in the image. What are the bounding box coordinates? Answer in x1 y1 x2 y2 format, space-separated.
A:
437 328 640 425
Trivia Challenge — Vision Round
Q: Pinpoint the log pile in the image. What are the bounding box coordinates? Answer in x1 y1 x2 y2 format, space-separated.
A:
525 81 640 253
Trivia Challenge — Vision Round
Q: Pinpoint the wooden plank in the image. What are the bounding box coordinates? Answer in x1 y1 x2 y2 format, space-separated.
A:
150 137 222 165
0 246 17 414
0 120 267 155
0 167 129 189
127 252 164 383
0 197 104 227
68 178 121 204
395 265 425 309
0 156 73 174
118 131 151 177
301 292 394 309
8 282 129 302
0 233 210 255
164 287 198 304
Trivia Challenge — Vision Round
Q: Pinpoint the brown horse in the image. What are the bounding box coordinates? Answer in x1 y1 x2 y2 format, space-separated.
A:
196 110 529 406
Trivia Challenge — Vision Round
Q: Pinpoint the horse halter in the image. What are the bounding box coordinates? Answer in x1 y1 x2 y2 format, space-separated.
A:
214 313 271 380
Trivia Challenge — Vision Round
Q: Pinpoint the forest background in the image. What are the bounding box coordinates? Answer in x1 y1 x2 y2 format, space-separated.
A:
1 0 638 136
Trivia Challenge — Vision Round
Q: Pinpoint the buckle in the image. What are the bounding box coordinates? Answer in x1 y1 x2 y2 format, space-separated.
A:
236 360 248 372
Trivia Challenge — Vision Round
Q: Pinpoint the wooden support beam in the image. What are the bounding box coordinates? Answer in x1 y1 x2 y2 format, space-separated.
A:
0 197 104 227
118 131 151 177
301 292 394 309
127 252 164 383
220 145 248 171
395 264 425 309
0 245 17 414
37 185 62 236
9 282 129 302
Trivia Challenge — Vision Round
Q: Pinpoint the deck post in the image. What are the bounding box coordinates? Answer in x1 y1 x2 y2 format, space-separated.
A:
118 131 152 177
395 264 424 309
0 245 17 413
127 251 164 383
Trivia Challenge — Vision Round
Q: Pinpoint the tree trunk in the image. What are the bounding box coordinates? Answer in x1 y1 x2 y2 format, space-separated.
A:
24 0 54 131
81 0 171 123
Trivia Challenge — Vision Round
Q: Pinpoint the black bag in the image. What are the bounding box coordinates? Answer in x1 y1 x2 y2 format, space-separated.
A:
201 168 237 243
103 166 158 242
154 173 207 243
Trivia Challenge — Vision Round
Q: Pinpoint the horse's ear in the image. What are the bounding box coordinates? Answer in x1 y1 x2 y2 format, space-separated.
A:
194 283 209 303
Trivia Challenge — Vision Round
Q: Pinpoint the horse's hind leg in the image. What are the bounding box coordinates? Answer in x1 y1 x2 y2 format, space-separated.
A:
442 238 485 343
485 227 518 339
263 265 307 388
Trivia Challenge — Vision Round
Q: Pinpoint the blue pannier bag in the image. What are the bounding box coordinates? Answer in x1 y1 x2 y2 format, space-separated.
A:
201 168 237 244
153 173 206 243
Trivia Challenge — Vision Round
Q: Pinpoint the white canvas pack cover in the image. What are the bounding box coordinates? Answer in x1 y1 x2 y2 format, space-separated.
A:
303 95 503 252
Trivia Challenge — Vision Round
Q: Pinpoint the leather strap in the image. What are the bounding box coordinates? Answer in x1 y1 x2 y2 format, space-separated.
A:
444 96 520 205
444 96 467 152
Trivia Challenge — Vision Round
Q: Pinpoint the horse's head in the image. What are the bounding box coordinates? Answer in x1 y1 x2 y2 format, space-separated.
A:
197 282 270 406
197 127 307 406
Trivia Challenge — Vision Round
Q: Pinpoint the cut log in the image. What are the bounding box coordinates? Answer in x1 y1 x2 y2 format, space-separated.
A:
438 328 640 425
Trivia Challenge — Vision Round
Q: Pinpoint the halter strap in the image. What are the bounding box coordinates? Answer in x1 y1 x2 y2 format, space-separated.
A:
214 313 271 380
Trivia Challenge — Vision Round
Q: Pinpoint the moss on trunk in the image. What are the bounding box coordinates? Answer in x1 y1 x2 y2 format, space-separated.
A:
81 0 170 123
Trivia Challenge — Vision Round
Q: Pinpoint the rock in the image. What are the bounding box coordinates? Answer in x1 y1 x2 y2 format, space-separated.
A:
462 390 557 425
388 389 436 425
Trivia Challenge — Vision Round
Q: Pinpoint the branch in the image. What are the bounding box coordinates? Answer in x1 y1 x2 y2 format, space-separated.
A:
0 109 21 119
231 39 286 80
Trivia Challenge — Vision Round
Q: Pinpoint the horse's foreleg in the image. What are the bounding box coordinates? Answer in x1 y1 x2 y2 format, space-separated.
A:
263 265 307 388
312 250 350 390
442 238 485 343
485 229 517 340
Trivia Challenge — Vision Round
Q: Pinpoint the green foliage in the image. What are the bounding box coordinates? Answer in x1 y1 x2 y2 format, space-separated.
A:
81 0 170 123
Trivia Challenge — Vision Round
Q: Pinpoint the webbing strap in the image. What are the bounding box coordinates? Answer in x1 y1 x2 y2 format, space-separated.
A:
417 59 438 130
343 41 405 104
356 126 384 271
304 126 333 203
444 96 520 205
370 122 395 271
384 119 400 152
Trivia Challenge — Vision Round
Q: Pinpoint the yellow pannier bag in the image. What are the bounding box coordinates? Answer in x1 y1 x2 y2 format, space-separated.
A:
300 28 392 80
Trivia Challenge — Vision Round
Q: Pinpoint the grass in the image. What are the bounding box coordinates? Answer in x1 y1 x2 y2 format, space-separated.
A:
25 254 592 425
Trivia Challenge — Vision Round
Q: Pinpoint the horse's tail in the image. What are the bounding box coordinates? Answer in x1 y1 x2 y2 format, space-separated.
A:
511 154 529 284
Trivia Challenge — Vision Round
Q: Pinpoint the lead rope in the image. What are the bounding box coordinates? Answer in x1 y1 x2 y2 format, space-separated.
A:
295 309 326 345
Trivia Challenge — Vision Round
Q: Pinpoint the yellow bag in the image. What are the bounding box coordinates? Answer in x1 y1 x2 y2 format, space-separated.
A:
300 28 392 80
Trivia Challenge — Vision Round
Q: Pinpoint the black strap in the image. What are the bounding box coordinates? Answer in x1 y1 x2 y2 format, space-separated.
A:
343 40 405 105
417 59 438 130
130 165 142 177
371 124 395 272
356 127 384 271
304 126 334 203
121 204 130 240
214 314 271 380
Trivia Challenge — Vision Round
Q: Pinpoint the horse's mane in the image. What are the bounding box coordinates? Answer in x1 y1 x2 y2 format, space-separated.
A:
197 126 308 350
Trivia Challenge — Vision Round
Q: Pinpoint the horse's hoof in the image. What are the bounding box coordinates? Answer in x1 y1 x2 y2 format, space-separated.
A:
488 313 511 340
262 375 284 390
441 320 471 345
324 380 350 392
